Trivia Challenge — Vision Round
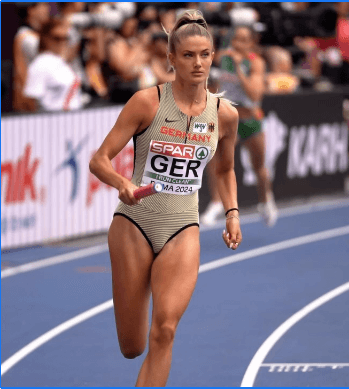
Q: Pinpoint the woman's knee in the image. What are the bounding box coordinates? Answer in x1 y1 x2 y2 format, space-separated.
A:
119 341 146 359
255 165 269 180
149 320 177 348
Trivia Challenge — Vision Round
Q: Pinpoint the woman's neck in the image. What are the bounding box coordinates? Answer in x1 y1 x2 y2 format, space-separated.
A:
171 78 206 106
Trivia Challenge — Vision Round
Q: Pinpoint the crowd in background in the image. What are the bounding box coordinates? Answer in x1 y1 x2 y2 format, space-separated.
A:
7 1 349 113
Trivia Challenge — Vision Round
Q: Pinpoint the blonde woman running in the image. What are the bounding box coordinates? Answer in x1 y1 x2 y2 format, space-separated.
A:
89 10 242 387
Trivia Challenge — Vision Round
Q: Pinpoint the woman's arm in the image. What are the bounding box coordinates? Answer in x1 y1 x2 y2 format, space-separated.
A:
230 50 266 102
216 100 242 250
89 86 159 205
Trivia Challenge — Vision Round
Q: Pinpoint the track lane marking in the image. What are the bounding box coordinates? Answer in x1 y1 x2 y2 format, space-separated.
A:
1 300 114 376
2 200 349 279
199 225 349 273
261 363 349 373
2 225 349 377
1 244 108 279
240 282 349 386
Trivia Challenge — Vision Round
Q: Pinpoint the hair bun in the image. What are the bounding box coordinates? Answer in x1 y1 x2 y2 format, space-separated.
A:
176 18 207 30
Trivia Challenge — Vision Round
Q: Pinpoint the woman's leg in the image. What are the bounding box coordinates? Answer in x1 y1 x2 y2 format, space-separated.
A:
243 132 278 226
243 131 270 203
108 215 154 359
136 226 200 387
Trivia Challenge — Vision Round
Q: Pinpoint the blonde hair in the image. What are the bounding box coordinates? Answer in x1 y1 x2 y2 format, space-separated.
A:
166 9 213 54
165 9 234 105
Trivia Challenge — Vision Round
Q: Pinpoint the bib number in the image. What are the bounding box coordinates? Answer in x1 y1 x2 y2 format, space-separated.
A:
142 140 211 195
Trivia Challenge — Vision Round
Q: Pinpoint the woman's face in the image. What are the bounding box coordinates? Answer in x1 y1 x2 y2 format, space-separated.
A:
231 27 253 54
46 24 70 56
169 35 214 85
121 17 138 38
30 2 50 25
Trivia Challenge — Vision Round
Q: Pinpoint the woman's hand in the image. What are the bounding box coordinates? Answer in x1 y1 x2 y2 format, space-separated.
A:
118 179 141 206
228 49 244 65
222 218 242 250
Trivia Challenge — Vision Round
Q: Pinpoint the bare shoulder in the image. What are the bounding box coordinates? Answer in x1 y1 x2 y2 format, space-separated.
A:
218 99 239 131
250 53 266 72
124 86 161 131
131 85 161 109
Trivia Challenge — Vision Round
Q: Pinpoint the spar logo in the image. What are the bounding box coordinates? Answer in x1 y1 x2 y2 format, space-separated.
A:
56 135 88 203
196 147 209 160
146 140 207 183
150 141 195 159
1 144 44 204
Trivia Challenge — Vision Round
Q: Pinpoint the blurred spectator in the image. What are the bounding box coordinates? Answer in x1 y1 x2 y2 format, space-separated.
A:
23 18 85 112
8 1 347 114
13 2 50 111
82 27 109 99
159 8 177 32
57 2 86 80
292 2 349 89
336 2 349 84
103 6 150 103
264 46 300 94
139 32 175 89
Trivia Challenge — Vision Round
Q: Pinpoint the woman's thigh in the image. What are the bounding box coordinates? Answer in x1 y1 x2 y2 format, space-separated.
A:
150 225 200 330
108 215 154 354
243 131 266 170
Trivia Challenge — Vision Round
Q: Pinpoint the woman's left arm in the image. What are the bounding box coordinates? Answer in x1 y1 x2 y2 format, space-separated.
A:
216 100 242 250
235 54 266 102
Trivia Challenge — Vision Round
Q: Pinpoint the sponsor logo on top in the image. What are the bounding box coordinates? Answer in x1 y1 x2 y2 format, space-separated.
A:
193 122 207 133
195 147 209 160
150 141 196 159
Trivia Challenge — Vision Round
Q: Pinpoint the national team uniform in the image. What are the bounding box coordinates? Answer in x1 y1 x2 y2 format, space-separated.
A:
114 82 220 253
219 52 263 140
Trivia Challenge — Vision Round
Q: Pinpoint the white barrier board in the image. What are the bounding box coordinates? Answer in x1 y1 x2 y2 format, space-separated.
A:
1 106 133 249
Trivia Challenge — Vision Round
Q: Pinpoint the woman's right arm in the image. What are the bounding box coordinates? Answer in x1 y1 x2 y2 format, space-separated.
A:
89 87 158 205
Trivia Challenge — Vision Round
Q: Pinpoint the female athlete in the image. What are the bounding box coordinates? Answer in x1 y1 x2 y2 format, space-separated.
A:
89 10 242 387
201 25 278 227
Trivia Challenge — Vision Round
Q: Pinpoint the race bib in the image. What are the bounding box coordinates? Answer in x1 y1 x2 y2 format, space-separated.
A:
142 140 211 195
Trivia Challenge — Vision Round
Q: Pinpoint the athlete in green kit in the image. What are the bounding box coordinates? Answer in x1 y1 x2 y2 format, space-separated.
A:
201 25 278 227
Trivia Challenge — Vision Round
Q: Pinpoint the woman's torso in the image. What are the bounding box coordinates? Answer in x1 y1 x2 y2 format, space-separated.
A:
130 82 220 214
219 52 261 119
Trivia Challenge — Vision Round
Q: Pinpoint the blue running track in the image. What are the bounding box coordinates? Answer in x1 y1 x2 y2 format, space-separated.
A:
2 200 349 387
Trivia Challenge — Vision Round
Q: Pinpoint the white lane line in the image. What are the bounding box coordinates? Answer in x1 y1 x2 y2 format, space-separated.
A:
2 198 349 279
1 300 114 376
200 225 349 273
200 198 349 232
2 224 349 377
240 281 349 387
1 244 108 279
261 363 349 373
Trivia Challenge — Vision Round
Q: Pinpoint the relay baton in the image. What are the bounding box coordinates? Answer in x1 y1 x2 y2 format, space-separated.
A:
134 183 164 200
